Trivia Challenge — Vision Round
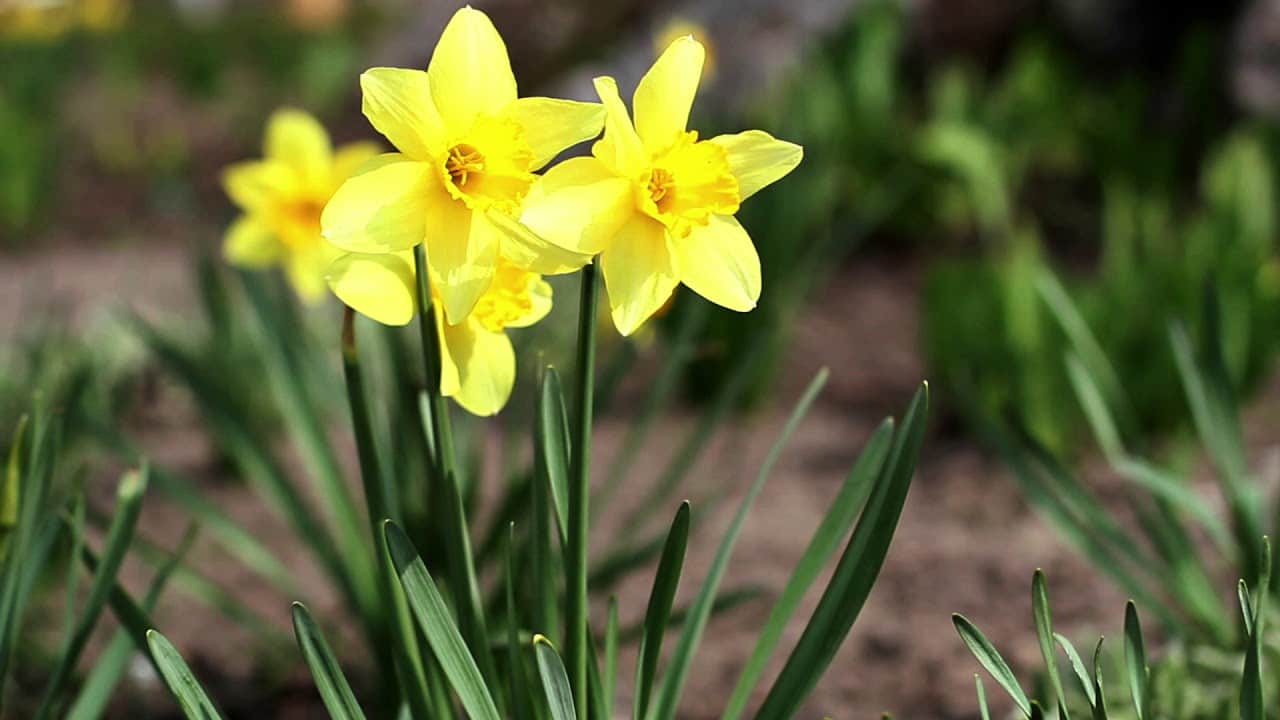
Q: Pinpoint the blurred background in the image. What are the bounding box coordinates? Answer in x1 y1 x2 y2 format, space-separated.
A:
3 0 1280 716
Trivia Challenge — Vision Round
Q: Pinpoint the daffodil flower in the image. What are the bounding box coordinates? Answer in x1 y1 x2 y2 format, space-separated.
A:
520 36 803 336
320 6 601 325
222 109 379 301
326 252 551 416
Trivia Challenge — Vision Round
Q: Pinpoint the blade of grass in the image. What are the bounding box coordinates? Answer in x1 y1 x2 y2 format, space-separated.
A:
1055 633 1096 708
147 630 225 720
35 467 148 720
385 520 502 720
753 383 927 720
722 418 894 720
633 501 690 720
604 597 619 718
537 367 571 544
1032 570 1069 720
646 369 829 720
952 614 1032 718
535 635 577 720
1122 602 1147 719
292 602 368 720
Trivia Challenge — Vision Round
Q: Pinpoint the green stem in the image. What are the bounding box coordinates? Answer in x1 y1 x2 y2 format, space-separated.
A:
566 262 599 718
340 309 434 720
410 244 499 696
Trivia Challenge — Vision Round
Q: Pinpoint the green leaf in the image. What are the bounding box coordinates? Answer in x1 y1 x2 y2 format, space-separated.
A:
952 614 1031 718
975 675 991 720
754 383 928 720
292 603 367 720
1054 633 1095 708
1032 571 1068 720
534 635 577 720
722 417 894 720
537 367 571 543
1092 637 1109 720
147 630 225 720
646 369 829 720
384 521 501 720
604 597 619 718
35 467 148 720
1122 602 1147 720
634 501 691 720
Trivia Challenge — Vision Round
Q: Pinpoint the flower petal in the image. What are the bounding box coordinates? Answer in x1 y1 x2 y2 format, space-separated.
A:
520 156 634 255
424 200 498 324
264 109 333 190
501 97 605 170
633 36 704 153
223 216 281 267
503 275 553 328
321 155 433 253
326 251 417 326
222 160 298 211
331 141 385 185
708 130 802 200
441 318 515 416
360 68 447 161
428 7 518 137
283 240 334 303
600 214 679 336
673 214 760 311
591 76 646 177
483 209 593 275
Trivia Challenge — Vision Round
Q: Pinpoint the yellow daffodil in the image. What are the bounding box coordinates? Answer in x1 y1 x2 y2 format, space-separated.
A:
222 109 379 301
1 0 128 39
521 36 803 336
327 252 551 415
320 6 601 326
654 18 715 80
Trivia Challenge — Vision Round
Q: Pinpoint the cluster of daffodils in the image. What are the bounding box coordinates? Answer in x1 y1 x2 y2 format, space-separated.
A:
222 7 801 416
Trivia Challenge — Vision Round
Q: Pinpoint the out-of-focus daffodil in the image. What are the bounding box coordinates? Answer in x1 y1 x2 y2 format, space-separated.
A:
1 0 128 39
521 36 802 336
327 253 551 415
320 6 601 325
654 17 715 80
222 109 379 301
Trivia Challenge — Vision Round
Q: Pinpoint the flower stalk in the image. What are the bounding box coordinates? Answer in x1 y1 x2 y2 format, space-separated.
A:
566 261 599 717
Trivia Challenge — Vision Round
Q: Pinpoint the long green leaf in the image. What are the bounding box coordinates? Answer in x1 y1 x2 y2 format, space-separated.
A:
647 369 829 720
147 630 225 720
35 467 148 720
1032 571 1068 720
1122 602 1147 719
537 367 571 543
385 520 501 720
754 385 927 720
292 603 367 720
722 418 894 720
634 501 691 720
953 614 1032 717
535 636 577 720
1055 633 1095 708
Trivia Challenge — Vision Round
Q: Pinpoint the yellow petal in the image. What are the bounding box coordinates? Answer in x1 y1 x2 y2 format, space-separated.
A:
223 216 281 267
485 208 593 275
360 68 447 161
501 97 605 170
284 240 332 303
520 156 634 255
264 109 333 190
325 251 417 326
440 318 515 416
633 36 704 153
600 214 679 336
222 160 298 211
591 76 646 177
673 214 760 311
428 7 518 137
321 155 433 253
503 274 553 328
708 130 802 200
424 200 497 324
332 141 384 184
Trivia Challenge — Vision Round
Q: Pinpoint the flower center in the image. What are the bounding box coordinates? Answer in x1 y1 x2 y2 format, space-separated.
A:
275 197 325 248
639 132 741 236
445 143 485 189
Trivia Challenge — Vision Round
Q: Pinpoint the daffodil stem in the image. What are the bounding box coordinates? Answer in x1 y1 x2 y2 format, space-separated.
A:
340 309 434 720
411 245 457 477
567 260 599 718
